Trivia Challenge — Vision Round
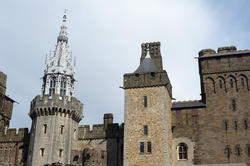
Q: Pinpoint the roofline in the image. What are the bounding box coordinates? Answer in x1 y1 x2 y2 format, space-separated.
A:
198 50 250 59
0 93 16 103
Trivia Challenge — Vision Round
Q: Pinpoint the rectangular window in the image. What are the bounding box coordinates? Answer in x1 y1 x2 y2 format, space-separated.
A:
140 142 144 153
60 125 64 135
143 125 148 136
234 121 238 130
247 145 250 157
59 149 63 157
147 142 152 153
225 146 230 158
232 99 236 111
40 148 45 157
223 120 228 131
143 96 147 107
235 145 241 156
244 120 248 129
43 124 47 134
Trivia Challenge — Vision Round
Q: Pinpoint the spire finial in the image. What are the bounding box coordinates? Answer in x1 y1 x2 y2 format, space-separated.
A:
63 9 67 22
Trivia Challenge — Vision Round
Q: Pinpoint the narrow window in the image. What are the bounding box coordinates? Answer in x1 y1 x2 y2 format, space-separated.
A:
143 125 148 136
232 99 236 111
59 149 63 157
40 148 45 157
219 80 223 89
223 120 228 131
241 78 245 88
247 145 250 157
43 124 47 134
225 146 230 158
60 125 64 135
101 150 105 159
147 142 152 153
230 79 234 88
60 80 67 96
143 96 147 107
74 129 77 139
234 121 238 130
151 72 155 78
244 120 248 129
140 142 144 153
235 145 241 156
49 79 56 96
178 143 188 160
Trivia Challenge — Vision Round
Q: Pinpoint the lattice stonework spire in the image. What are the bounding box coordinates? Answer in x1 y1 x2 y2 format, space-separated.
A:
42 14 75 97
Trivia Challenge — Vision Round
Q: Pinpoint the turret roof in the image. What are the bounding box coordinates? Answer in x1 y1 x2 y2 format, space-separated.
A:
134 51 159 73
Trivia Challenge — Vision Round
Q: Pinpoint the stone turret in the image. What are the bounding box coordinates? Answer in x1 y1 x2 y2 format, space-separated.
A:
27 14 83 166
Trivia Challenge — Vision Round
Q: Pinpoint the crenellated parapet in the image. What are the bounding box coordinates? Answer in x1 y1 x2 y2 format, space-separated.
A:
0 128 29 142
78 124 106 140
29 94 83 122
123 71 172 97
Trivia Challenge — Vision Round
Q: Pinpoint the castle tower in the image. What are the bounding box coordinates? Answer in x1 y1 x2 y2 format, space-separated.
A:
123 42 173 166
27 14 83 166
0 71 15 132
196 47 250 164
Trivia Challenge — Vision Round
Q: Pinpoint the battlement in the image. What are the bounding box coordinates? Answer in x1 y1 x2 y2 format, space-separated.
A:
78 113 123 140
78 124 106 139
0 71 6 95
29 94 83 122
198 46 250 74
123 71 172 97
0 128 29 142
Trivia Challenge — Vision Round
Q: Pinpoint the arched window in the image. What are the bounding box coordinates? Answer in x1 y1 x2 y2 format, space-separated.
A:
49 79 56 96
60 79 67 96
177 143 188 160
239 75 249 90
205 77 215 94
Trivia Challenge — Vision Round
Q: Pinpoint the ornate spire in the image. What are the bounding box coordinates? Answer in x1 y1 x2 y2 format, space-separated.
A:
57 14 68 43
42 13 75 98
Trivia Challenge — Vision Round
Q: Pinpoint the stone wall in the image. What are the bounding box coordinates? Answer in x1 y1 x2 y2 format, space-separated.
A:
73 115 123 166
124 86 172 166
171 47 250 166
0 128 30 166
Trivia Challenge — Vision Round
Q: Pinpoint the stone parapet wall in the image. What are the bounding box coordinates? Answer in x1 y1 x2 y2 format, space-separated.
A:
199 48 250 75
0 128 29 142
123 71 172 97
78 124 106 140
29 94 83 122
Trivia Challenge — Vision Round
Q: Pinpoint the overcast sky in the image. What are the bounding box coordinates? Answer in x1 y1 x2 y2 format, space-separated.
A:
1 0 250 129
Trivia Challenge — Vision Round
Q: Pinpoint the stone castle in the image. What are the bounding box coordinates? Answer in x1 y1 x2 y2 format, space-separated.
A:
0 14 249 166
